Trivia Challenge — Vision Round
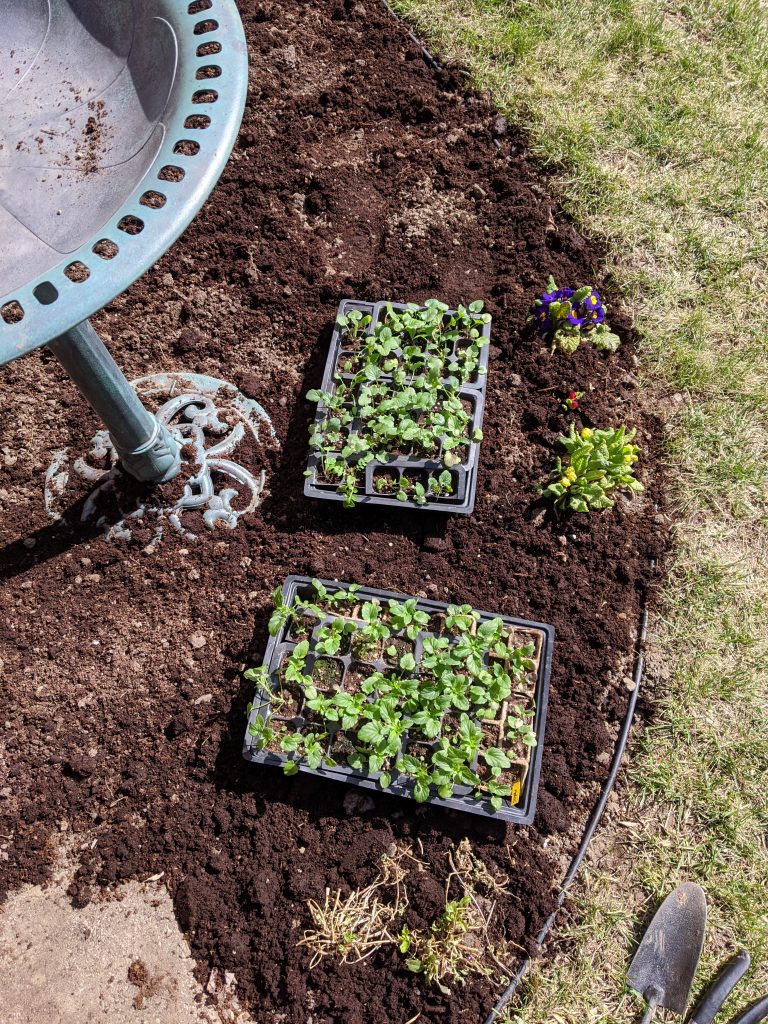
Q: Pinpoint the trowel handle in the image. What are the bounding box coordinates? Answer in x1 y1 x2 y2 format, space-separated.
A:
640 990 661 1024
690 951 751 1024
729 993 768 1024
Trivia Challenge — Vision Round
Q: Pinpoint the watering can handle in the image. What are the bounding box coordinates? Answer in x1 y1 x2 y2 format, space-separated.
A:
639 988 661 1024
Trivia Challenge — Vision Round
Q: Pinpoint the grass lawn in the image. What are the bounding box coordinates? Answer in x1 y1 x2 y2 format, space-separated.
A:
390 0 768 1019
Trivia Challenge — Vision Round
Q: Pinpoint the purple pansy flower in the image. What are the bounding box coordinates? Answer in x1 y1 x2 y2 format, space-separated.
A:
579 289 605 329
542 287 575 304
532 281 609 340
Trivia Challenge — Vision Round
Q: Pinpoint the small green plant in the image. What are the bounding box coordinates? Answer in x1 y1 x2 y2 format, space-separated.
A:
315 617 356 656
387 598 430 640
444 603 478 634
403 896 484 994
542 424 643 514
281 640 313 690
396 753 436 802
336 308 372 341
506 704 538 749
529 277 620 353
244 664 270 691
351 600 391 658
306 300 490 507
280 730 327 774
268 585 295 636
246 714 277 747
431 739 481 799
310 577 360 609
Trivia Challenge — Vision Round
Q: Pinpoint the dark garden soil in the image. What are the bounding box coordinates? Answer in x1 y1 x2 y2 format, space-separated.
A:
0 1 670 1022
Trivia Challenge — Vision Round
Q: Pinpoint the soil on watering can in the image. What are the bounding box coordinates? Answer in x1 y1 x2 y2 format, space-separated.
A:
0 1 670 1022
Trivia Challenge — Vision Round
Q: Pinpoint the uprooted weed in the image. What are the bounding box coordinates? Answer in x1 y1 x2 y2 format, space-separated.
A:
298 842 417 968
299 837 517 993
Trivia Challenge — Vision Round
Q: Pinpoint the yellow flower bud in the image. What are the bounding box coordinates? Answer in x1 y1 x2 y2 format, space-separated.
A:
566 466 577 481
560 476 571 488
580 427 593 440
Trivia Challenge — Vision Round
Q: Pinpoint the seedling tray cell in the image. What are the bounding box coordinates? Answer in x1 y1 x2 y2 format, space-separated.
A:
243 576 554 824
304 299 492 514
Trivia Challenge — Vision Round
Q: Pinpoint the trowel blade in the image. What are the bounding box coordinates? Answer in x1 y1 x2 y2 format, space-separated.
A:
627 883 707 1016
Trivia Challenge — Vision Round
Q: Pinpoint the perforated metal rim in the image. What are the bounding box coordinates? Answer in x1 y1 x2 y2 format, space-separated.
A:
0 0 247 365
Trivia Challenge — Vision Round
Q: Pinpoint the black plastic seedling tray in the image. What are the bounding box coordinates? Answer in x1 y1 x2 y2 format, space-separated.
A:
304 299 492 515
243 576 554 824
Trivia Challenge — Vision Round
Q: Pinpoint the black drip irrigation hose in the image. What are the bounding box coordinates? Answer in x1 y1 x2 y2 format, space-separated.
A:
483 603 650 1024
381 2 445 72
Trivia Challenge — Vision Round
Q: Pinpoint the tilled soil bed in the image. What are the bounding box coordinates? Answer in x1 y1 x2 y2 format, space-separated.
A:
0 1 669 1021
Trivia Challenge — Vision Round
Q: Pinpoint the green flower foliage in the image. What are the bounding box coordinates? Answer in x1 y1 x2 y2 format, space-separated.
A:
542 424 643 514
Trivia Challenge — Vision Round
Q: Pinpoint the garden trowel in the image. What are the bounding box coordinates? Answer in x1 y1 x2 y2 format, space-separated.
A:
627 882 707 1023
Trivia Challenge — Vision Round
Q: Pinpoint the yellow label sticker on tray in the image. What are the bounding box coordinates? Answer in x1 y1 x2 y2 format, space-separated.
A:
510 779 521 806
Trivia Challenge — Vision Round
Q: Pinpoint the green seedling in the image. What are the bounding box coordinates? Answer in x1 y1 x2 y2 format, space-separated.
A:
351 601 391 657
407 706 444 740
311 578 361 607
506 705 538 749
315 617 356 656
431 740 480 799
468 666 512 718
444 604 478 634
280 640 315 694
453 617 505 675
336 308 372 341
280 730 328 773
329 691 367 731
428 469 455 497
268 585 295 636
304 692 338 719
505 642 537 679
482 746 511 776
244 663 270 692
247 714 276 747
396 753 436 803
357 697 408 757
453 714 484 761
441 672 472 712
478 777 513 812
388 598 430 640
420 635 456 668
399 924 413 954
